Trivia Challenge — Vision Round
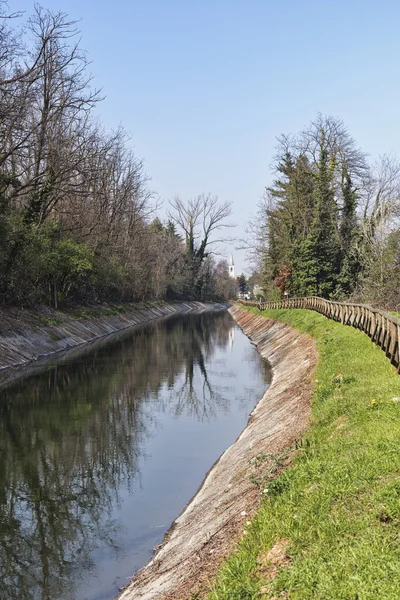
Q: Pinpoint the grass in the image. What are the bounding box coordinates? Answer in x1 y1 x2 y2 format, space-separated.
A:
33 314 66 327
207 307 400 600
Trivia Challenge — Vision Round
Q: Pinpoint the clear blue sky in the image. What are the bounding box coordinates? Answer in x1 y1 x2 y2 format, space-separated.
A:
15 0 400 273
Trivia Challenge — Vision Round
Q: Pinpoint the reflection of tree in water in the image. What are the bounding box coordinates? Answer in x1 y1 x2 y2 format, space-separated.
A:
0 311 234 600
169 312 235 420
0 358 146 600
237 345 272 412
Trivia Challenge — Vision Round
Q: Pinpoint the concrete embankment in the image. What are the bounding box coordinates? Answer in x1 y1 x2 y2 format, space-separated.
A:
117 305 317 600
0 301 227 388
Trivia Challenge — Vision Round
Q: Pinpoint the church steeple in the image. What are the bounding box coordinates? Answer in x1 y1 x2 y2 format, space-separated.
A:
228 253 235 278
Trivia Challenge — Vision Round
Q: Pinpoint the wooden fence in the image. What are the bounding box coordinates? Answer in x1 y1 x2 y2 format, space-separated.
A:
239 297 400 371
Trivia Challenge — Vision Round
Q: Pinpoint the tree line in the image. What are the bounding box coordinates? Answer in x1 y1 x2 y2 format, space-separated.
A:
250 114 400 309
0 4 236 307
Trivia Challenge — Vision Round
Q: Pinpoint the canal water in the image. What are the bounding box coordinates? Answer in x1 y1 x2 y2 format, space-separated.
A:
0 310 270 600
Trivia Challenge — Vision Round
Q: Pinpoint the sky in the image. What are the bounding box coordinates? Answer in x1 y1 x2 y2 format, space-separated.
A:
13 0 400 274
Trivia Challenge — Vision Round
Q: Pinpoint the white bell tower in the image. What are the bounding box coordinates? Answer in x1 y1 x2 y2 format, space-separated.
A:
228 253 235 278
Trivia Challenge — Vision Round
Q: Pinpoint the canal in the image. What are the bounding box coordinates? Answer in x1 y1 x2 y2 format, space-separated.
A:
0 310 270 600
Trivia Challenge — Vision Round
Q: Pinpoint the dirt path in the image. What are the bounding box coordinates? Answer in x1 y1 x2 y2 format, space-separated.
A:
117 306 317 600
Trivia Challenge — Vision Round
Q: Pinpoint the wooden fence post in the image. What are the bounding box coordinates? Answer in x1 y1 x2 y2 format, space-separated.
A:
397 324 400 372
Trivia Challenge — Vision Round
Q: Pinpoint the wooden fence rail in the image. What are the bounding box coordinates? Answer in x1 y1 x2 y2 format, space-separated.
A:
239 297 400 372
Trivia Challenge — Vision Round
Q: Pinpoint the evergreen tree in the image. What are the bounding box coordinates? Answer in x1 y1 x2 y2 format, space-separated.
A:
237 273 247 294
263 153 314 296
337 169 361 296
165 219 182 240
291 133 340 297
260 116 368 301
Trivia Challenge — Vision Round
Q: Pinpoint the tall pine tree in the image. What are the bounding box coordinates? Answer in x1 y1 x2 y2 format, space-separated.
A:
337 168 361 296
264 153 314 295
292 131 341 297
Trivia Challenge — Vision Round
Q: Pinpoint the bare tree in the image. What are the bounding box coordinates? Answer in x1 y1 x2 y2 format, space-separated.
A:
273 114 370 213
239 193 270 273
355 155 400 298
296 113 369 185
21 6 102 223
168 193 234 262
362 154 400 223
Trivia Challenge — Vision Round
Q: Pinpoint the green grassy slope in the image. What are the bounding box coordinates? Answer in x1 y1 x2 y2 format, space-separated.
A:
207 307 400 600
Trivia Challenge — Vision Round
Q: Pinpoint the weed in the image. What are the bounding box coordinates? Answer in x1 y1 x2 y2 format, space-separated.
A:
34 315 65 327
249 451 290 489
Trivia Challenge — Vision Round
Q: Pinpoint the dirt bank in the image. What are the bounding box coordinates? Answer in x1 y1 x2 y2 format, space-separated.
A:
117 305 317 600
0 301 226 388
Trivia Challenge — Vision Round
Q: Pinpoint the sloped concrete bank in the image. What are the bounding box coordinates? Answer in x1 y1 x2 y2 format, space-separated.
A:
0 302 227 388
117 305 317 600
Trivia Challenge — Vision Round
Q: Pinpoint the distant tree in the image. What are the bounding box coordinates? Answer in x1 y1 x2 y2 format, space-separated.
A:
213 259 238 300
237 273 247 294
168 193 233 299
150 217 164 234
274 264 291 295
165 219 182 240
168 194 233 261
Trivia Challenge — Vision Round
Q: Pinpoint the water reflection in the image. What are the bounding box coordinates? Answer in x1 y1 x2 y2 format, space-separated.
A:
0 311 270 600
